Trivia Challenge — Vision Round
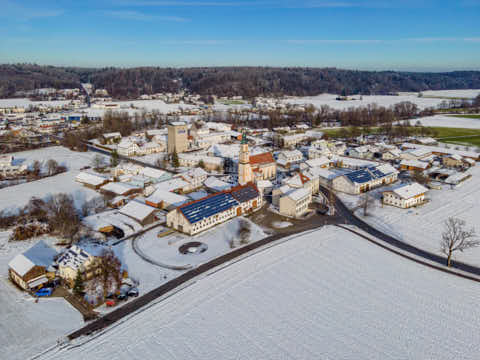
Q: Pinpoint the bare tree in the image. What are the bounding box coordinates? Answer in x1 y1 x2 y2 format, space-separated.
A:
92 154 103 170
31 160 42 178
98 249 122 299
46 159 58 176
441 217 479 267
360 193 374 216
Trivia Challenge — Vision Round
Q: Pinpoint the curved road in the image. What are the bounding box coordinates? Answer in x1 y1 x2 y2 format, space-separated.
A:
320 185 480 276
59 187 480 345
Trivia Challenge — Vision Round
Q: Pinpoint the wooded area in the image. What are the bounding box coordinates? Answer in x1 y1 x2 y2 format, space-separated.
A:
2 64 480 99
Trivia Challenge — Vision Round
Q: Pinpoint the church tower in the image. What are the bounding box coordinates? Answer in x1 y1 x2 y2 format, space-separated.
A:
238 129 253 185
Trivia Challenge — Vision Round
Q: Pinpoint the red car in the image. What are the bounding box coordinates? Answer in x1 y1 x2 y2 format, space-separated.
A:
105 300 116 307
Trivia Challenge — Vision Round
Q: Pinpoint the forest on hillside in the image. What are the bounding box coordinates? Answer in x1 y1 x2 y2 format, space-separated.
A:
1 64 480 99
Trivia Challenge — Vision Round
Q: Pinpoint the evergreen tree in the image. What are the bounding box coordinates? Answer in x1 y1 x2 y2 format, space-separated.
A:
110 150 119 167
73 271 85 296
198 159 205 169
172 149 180 168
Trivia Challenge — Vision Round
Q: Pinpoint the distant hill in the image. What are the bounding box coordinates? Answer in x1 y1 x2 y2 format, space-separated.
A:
1 64 480 99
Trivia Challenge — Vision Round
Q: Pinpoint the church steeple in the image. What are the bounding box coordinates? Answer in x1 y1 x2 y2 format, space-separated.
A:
238 128 253 185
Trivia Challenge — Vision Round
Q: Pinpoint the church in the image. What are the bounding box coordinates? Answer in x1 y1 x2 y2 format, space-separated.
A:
238 130 277 185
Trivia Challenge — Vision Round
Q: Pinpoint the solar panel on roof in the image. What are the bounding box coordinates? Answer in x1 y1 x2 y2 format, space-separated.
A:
181 193 239 224
345 169 373 184
231 186 258 202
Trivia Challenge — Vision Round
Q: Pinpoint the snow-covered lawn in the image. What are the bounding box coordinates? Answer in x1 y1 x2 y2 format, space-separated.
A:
282 93 446 110
39 225 480 360
415 114 480 129
0 236 83 360
339 166 480 266
133 217 267 271
0 147 105 213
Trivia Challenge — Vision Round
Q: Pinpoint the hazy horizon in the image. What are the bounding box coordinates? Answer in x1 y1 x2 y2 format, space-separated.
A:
1 0 479 71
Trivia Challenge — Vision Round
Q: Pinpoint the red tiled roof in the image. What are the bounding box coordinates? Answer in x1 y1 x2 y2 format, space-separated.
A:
299 172 310 185
250 152 274 165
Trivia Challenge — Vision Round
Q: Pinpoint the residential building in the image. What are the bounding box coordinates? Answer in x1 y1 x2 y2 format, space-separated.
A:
279 187 312 218
249 152 277 181
117 139 139 157
277 149 303 168
56 245 101 288
382 183 428 209
180 167 208 191
102 132 121 144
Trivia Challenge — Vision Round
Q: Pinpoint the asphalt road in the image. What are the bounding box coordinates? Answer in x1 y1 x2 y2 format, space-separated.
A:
319 185 480 276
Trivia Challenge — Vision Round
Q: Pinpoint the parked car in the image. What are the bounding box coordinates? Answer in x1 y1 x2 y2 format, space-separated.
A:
116 292 128 301
127 288 139 297
35 288 53 297
105 300 116 307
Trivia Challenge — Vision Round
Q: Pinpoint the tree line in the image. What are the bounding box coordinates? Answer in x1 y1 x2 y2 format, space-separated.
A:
2 64 480 99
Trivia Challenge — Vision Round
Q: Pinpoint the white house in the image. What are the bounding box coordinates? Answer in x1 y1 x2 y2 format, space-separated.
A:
382 183 428 209
277 150 303 167
117 139 139 156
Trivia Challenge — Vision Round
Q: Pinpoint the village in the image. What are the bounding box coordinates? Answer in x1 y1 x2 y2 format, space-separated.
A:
1 88 480 359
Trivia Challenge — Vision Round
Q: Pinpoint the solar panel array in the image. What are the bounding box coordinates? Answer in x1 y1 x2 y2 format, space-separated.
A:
367 166 386 178
231 186 259 203
345 170 373 184
180 193 239 224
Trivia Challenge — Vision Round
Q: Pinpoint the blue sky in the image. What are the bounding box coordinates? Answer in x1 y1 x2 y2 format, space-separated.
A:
0 0 479 70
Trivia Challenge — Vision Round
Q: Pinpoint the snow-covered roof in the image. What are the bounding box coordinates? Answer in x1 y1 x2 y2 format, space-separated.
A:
170 121 186 126
146 189 189 207
285 187 310 201
306 156 330 168
400 159 430 170
155 178 189 192
101 182 138 195
204 177 233 191
388 183 428 199
256 180 273 188
103 132 121 138
402 143 479 160
119 201 156 222
140 167 166 179
76 172 108 186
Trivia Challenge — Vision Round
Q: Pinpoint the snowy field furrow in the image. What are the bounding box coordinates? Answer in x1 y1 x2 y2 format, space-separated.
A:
415 115 480 129
38 226 480 360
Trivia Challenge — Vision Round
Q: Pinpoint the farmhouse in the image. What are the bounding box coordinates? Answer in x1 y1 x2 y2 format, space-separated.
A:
117 139 139 156
100 182 142 196
8 240 58 291
382 183 428 209
180 167 208 191
277 150 303 168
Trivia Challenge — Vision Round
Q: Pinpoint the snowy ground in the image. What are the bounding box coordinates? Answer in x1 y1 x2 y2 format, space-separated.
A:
282 93 447 110
38 225 480 360
415 114 480 129
272 221 293 229
0 147 105 214
419 89 480 98
132 217 267 276
0 235 84 360
339 165 480 266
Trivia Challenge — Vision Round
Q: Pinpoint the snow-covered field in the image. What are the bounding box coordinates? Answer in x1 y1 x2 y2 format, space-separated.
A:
420 89 480 98
0 147 105 214
282 93 446 110
339 165 480 266
415 114 480 129
38 225 480 360
0 235 83 360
